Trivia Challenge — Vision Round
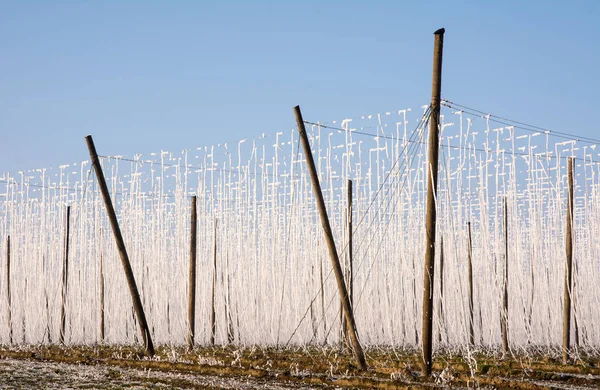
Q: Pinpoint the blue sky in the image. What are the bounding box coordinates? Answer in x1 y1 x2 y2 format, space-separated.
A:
1 1 599 174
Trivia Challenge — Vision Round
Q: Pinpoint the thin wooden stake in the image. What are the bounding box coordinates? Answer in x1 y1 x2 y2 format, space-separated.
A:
320 255 327 345
187 196 198 350
295 105 366 370
22 278 27 344
563 157 575 364
225 252 234 344
100 253 105 343
421 27 445 377
340 210 347 347
310 265 318 339
502 197 509 353
347 179 354 309
467 222 474 346
340 180 353 348
86 135 155 357
59 206 71 344
344 179 353 348
6 235 12 345
210 218 217 346
438 236 444 345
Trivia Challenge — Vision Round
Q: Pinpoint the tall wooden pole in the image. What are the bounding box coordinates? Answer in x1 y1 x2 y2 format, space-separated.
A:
210 218 217 346
187 196 198 349
467 222 474 346
294 105 367 370
502 197 509 353
6 235 12 345
59 206 71 344
85 135 155 357
421 27 445 377
563 157 574 364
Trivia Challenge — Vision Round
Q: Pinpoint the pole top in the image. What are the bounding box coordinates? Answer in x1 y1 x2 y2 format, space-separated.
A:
434 28 445 35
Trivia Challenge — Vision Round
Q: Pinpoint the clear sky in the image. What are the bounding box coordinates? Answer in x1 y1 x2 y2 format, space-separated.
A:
1 1 599 174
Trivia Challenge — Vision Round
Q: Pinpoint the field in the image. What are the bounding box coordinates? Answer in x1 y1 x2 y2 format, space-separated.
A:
1 103 600 386
1 345 600 389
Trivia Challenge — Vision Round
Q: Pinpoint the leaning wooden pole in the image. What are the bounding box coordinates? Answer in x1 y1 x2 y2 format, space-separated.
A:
563 157 574 364
6 235 12 345
59 205 71 344
85 135 155 357
467 222 474 346
502 197 509 354
187 196 198 350
421 27 445 377
294 105 367 370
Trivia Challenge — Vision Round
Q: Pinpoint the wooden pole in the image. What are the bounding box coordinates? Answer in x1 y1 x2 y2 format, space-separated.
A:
22 278 27 344
294 105 367 370
59 206 71 344
6 235 12 345
421 27 445 377
85 135 155 357
347 179 353 310
345 179 354 348
563 157 574 364
210 218 217 346
340 179 353 348
502 197 509 353
467 222 474 346
320 255 327 345
44 256 52 344
225 253 234 344
100 253 105 343
187 196 198 350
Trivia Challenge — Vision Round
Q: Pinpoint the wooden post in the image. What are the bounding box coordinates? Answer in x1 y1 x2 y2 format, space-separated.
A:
421 27 445 377
467 222 474 346
437 236 444 344
22 278 27 344
294 105 367 370
85 135 155 357
59 206 71 344
347 180 353 310
502 197 509 353
6 235 12 345
345 179 353 347
339 211 346 347
210 218 217 346
563 157 574 364
44 256 52 344
225 253 234 344
340 179 353 348
187 196 198 350
100 253 105 343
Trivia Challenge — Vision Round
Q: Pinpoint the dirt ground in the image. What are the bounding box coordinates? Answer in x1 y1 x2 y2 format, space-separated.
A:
0 345 599 389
